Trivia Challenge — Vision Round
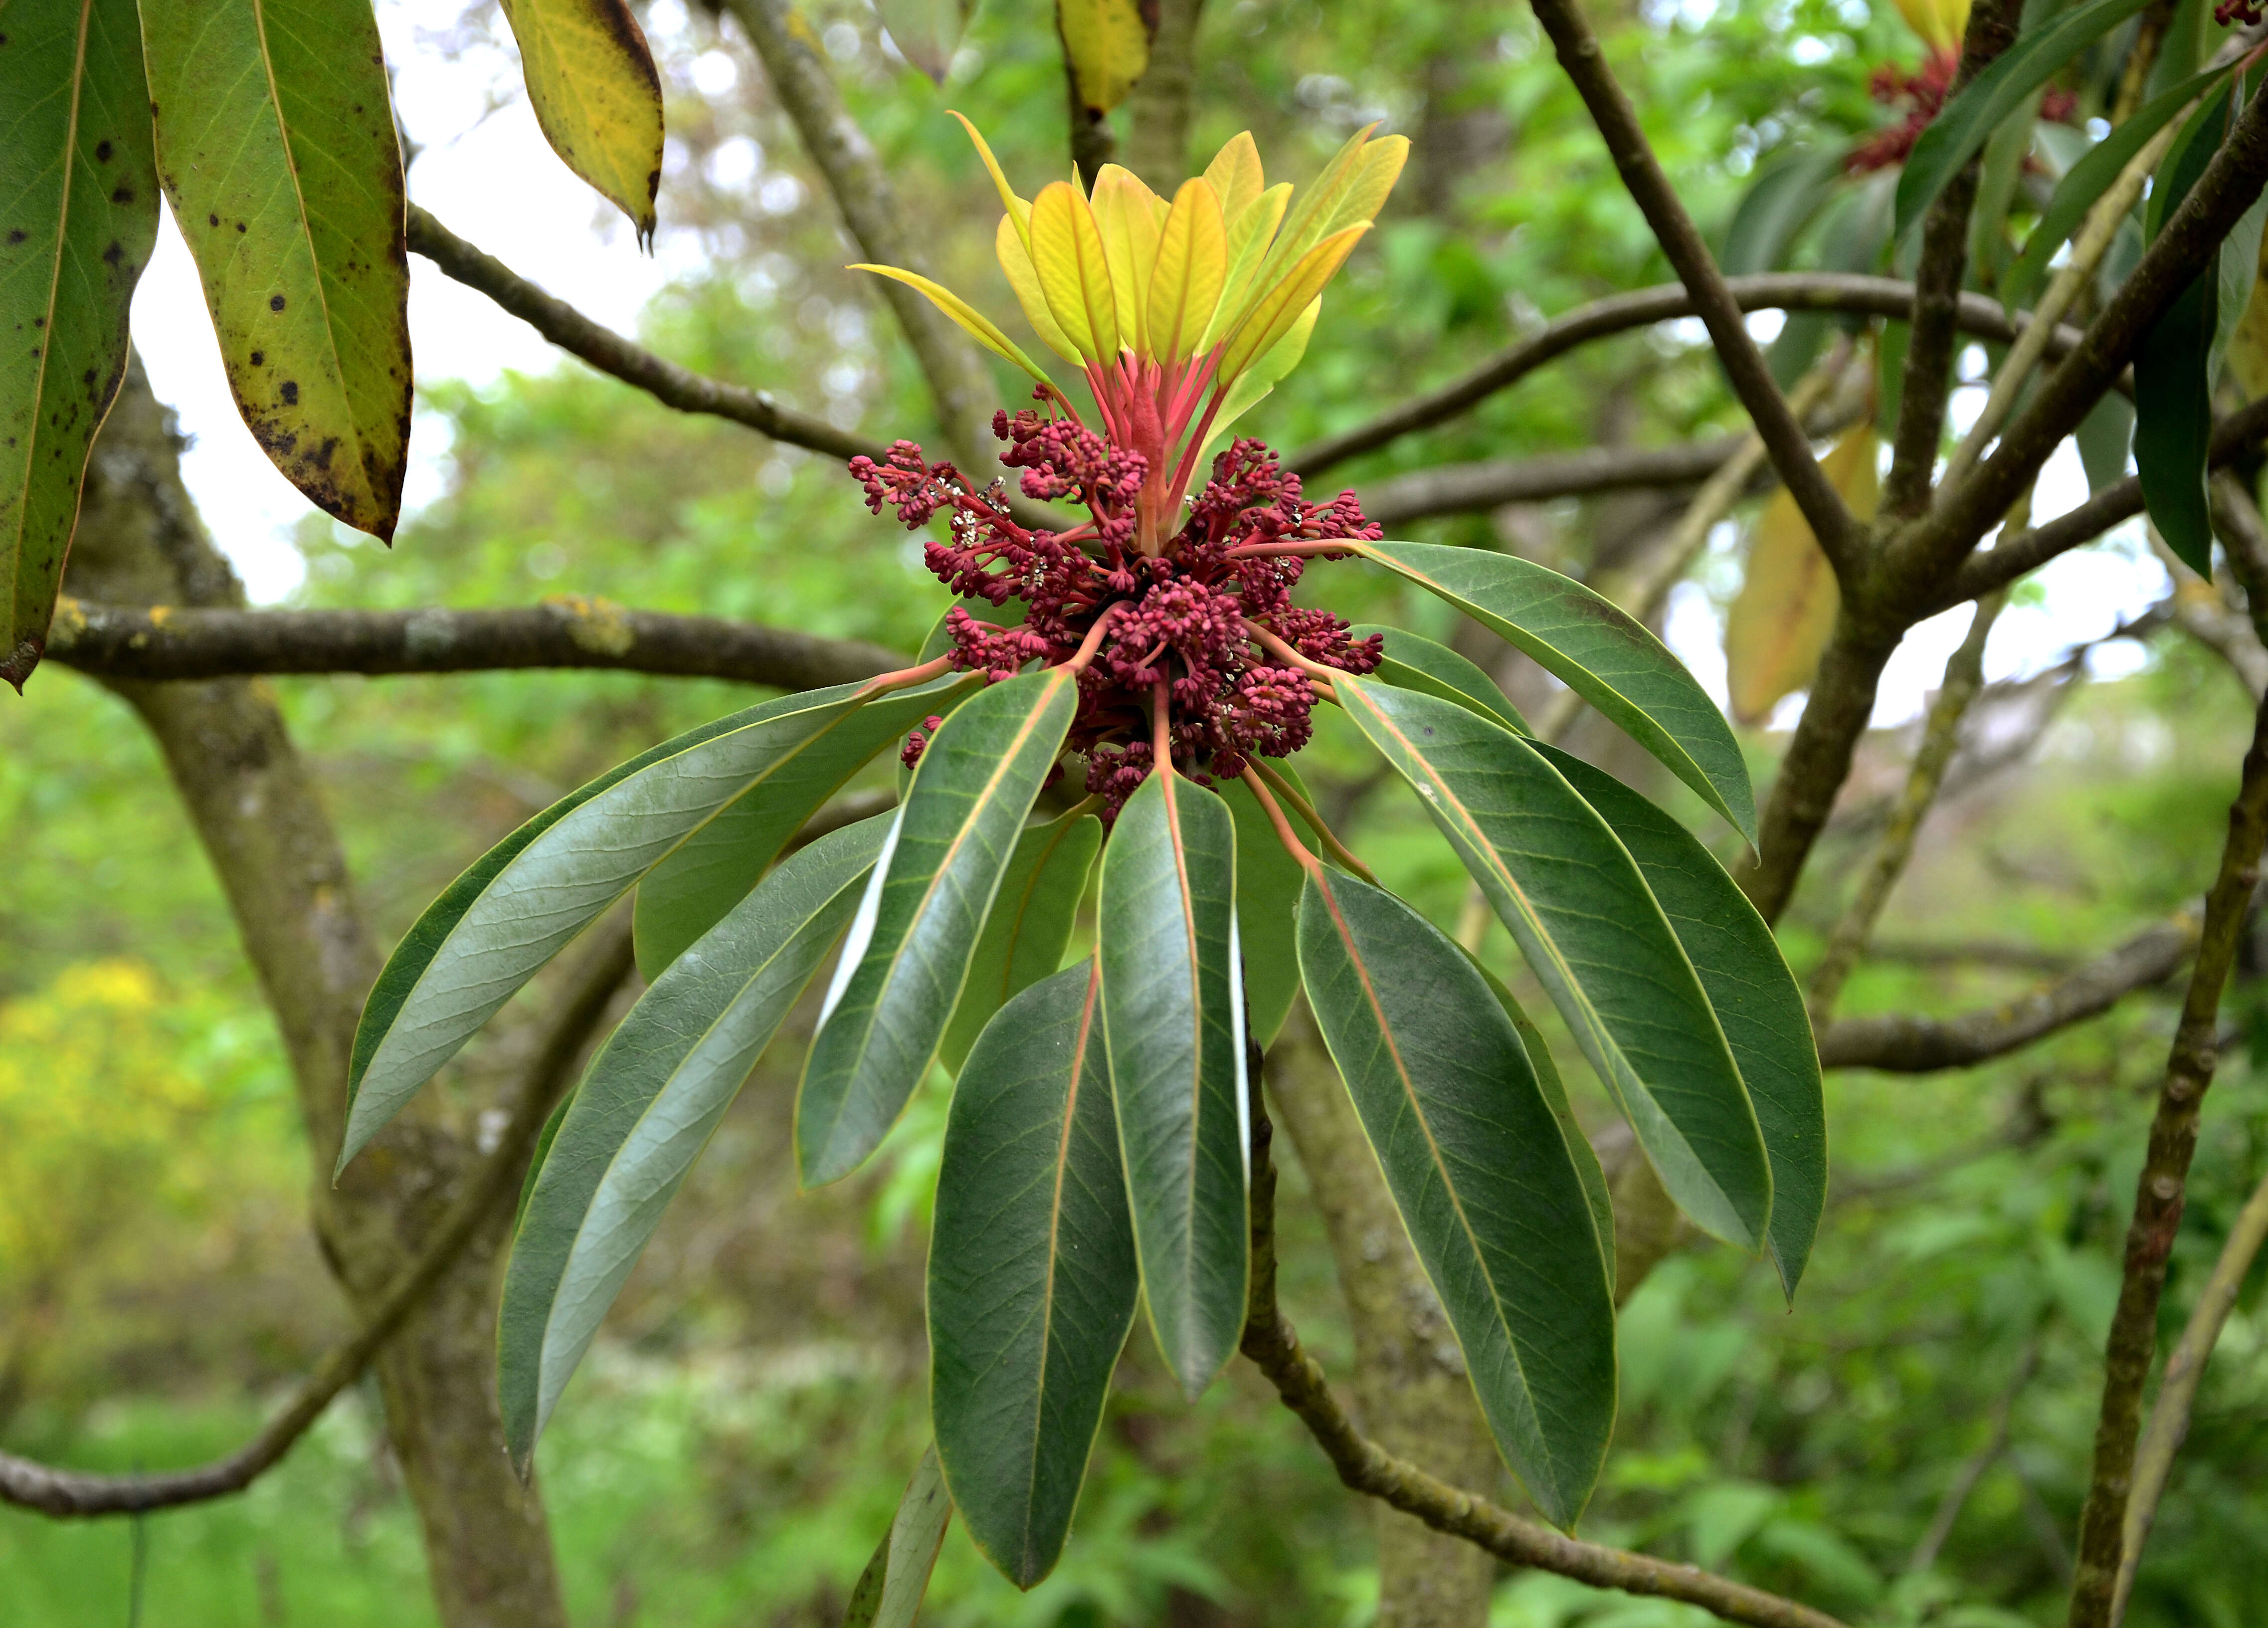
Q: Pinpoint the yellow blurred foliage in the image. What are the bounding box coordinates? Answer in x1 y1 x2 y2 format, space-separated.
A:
1726 426 1880 726
1892 0 1970 54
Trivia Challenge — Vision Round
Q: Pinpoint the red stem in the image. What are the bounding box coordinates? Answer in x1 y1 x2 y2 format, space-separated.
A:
1059 602 1123 676
1241 768 1323 875
1152 675 1173 766
854 651 955 698
1224 541 1342 562
1243 618 1341 683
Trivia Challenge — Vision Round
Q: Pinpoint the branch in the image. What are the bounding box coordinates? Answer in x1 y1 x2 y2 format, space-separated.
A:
1522 0 1863 581
719 0 997 473
2068 690 2268 1628
1240 1079 1851 1628
1120 0 1206 190
1291 274 2086 478
42 598 902 689
1815 912 2204 1072
0 918 635 1517
2113 1157 2268 1618
406 207 876 463
1363 437 1752 525
1934 397 2268 610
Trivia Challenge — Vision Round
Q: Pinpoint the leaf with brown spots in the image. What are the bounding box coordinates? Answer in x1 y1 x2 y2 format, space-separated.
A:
0 0 158 689
141 0 410 541
498 0 664 241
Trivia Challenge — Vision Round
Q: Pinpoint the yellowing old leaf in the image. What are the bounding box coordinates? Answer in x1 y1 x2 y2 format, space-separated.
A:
1057 0 1152 118
499 0 666 240
1726 427 1879 725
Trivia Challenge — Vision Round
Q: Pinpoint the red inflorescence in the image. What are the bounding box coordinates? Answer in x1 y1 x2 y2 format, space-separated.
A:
849 397 1385 817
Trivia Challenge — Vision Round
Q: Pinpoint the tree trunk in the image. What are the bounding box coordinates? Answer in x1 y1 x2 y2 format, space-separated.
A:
58 362 570 1628
1120 0 1205 191
1265 1024 1498 1628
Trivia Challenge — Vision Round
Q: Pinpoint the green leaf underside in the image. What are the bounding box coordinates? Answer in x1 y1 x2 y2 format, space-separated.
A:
1351 623 1530 734
498 816 888 1467
1218 764 1311 1050
140 0 412 538
2136 89 2230 577
0 0 156 688
799 669 1081 1186
1298 867 1616 1527
930 960 1139 1588
344 676 969 1169
938 809 1102 1075
1532 745 1826 1297
845 1444 952 1628
2003 61 2236 314
631 687 941 980
496 0 665 238
515 1085 577 1234
1355 541 1756 846
1463 954 1617 1300
1098 769 1248 1400
1893 0 2155 243
1334 675 1772 1249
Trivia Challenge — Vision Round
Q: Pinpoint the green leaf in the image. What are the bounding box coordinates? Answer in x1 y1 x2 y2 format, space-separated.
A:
1350 624 1530 733
2002 62 2234 315
2136 89 2230 577
0 0 157 690
930 959 1138 1588
1720 147 1845 277
2077 391 2135 493
1532 745 1826 1297
1218 765 1310 1050
1893 0 2156 243
344 676 969 1170
514 1085 577 1234
141 0 412 539
1296 866 1616 1527
937 808 1102 1075
844 1445 952 1628
1353 541 1755 846
498 0 665 240
799 668 1081 1186
1334 675 1773 1249
1098 768 1247 1399
877 0 969 83
499 816 887 1468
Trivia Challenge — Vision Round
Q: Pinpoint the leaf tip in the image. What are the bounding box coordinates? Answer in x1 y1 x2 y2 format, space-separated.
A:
0 635 36 692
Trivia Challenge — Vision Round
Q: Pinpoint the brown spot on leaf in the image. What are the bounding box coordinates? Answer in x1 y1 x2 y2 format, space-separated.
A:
269 294 285 311
94 140 113 162
101 241 122 266
110 185 134 204
281 381 299 406
250 350 264 366
6 229 25 244
208 212 220 227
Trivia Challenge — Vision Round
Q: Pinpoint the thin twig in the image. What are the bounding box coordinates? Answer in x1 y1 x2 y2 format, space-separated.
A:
1521 0 1864 582
1251 759 1375 882
2067 688 2268 1628
1907 1330 2044 1574
0 918 636 1517
1238 1078 1853 1628
406 207 875 463
2112 1159 2268 1619
1809 591 2008 1022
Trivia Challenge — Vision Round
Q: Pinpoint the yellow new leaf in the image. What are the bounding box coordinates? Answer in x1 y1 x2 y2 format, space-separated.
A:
499 0 666 240
1030 181 1121 363
1057 0 1151 117
996 216 1084 365
1147 179 1229 365
1726 427 1880 725
951 109 1032 248
1321 136 1410 237
1202 182 1291 352
1205 297 1317 453
1891 0 1969 53
1202 132 1266 220
1215 223 1367 388
1091 166 1163 353
851 264 1056 386
1253 123 1383 293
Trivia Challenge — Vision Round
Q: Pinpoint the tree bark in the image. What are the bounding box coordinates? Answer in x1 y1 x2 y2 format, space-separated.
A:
1120 0 1205 190
58 362 570 1628
1266 1026 1497 1627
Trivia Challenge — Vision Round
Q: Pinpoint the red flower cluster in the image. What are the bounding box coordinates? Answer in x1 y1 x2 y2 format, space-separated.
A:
849 402 1385 814
1848 47 2080 174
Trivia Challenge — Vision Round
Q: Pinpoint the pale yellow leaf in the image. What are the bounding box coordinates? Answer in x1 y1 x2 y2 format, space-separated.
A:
1030 180 1120 363
499 0 666 240
996 216 1084 365
1725 428 1880 725
1147 178 1228 365
1215 223 1367 388
851 263 1056 385
1090 165 1162 352
1202 132 1265 219
1203 297 1317 456
1201 182 1291 353
1057 0 1151 117
951 109 1032 250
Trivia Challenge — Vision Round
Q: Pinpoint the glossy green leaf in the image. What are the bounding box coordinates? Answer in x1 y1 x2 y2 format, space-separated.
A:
1483 962 1616 1298
498 0 664 239
930 959 1138 1587
1099 768 1247 1399
1297 866 1616 1527
1218 765 1309 1050
937 809 1101 1075
1721 147 1845 277
1533 745 1826 1297
499 816 887 1468
0 0 157 690
141 0 411 538
2002 62 2234 315
844 1445 951 1628
799 669 1081 1186
343 676 969 1170
2136 90 2229 577
1334 675 1772 1250
1893 0 2155 243
1350 623 1529 733
1354 541 1755 846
